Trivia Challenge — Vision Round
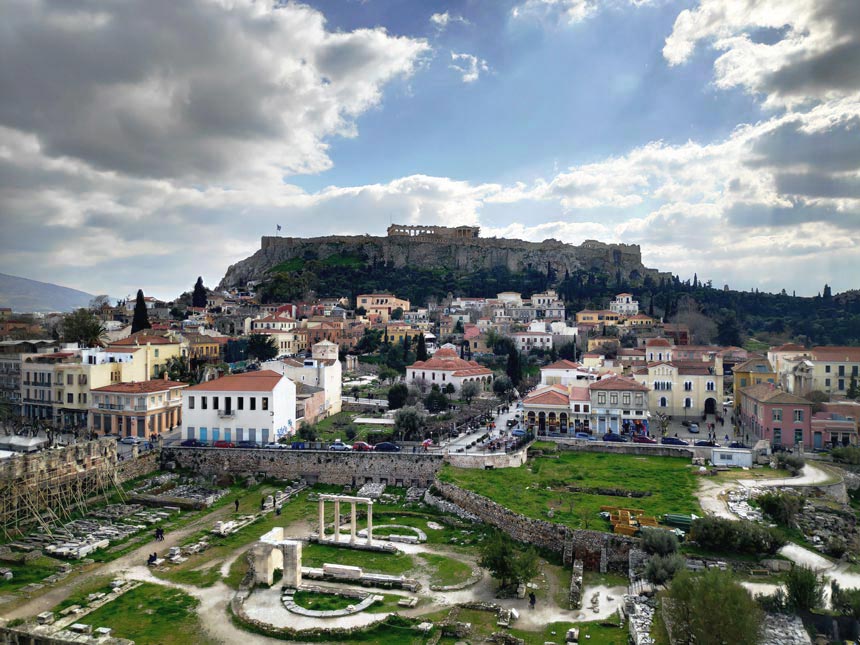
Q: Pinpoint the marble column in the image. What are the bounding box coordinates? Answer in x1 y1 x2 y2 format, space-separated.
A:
350 502 357 544
318 499 325 541
366 501 373 545
333 499 341 543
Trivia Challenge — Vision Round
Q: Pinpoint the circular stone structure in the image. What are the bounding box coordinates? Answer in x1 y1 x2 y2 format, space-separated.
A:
282 588 381 618
356 524 428 542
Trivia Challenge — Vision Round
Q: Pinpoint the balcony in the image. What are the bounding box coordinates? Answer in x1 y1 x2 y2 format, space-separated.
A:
133 405 147 412
217 409 235 418
97 403 125 411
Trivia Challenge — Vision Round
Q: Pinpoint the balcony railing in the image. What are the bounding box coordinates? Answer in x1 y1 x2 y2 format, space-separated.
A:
97 403 125 411
218 409 235 418
133 405 147 412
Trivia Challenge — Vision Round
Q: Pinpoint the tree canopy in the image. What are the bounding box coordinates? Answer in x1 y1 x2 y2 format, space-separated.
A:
131 289 151 334
62 308 107 347
247 333 278 361
192 277 207 308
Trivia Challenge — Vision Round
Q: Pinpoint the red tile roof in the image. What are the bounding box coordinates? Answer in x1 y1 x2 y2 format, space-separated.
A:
409 348 492 376
770 343 806 352
523 386 570 407
811 346 860 362
92 380 188 394
740 383 810 405
589 375 649 392
185 370 284 392
110 334 177 346
542 360 581 370
645 338 672 347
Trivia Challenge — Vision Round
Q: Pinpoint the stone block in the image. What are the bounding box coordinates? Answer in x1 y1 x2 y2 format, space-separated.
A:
323 563 363 579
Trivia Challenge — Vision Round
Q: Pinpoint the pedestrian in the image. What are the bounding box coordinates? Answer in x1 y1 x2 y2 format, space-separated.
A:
261 497 265 511
529 591 536 609
154 528 159 542
235 499 239 513
725 434 729 442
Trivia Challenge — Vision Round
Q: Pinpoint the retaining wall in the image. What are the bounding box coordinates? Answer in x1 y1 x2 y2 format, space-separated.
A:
445 448 528 469
552 440 695 459
432 479 636 572
161 447 443 487
116 450 159 484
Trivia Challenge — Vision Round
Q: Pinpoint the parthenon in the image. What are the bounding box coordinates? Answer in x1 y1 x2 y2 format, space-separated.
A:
387 224 480 239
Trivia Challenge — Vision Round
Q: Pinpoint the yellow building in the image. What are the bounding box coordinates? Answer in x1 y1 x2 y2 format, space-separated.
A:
587 337 620 352
108 333 183 378
383 324 424 345
356 294 410 323
732 357 776 405
575 310 621 325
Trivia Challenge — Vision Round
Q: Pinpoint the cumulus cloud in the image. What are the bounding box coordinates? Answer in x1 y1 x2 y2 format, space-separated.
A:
449 52 490 83
0 0 430 181
663 0 860 107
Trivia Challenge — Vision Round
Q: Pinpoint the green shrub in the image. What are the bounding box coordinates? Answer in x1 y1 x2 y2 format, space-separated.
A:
644 553 685 584
831 446 860 465
785 565 824 612
756 491 802 526
690 516 785 555
641 528 679 556
776 453 805 475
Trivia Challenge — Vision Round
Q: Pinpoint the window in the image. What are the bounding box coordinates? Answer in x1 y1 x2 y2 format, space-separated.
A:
212 396 219 410
825 365 831 373
93 414 101 430
67 374 73 385
772 409 782 422
598 393 606 405
238 397 244 410
250 397 256 411
188 396 195 410
610 393 618 405
719 453 733 461
154 349 160 358
262 397 269 411
839 379 845 390
684 398 692 408
635 393 643 405
826 378 831 387
773 429 782 444
740 377 747 387
706 381 715 391
839 365 845 376
622 393 631 405
583 405 589 413
794 429 803 445
794 409 804 422
67 393 73 404
684 381 692 391
201 396 208 410
659 397 667 407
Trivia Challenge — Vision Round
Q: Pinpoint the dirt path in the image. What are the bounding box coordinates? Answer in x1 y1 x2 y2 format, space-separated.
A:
2 502 238 621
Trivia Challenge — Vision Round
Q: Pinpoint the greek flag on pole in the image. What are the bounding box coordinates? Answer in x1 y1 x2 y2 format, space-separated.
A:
276 224 282 232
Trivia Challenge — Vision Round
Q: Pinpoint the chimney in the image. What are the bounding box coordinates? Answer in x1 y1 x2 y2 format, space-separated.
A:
163 371 168 381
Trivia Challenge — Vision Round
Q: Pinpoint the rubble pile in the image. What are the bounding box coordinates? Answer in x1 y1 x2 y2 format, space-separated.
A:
624 595 656 645
726 488 763 522
356 482 386 499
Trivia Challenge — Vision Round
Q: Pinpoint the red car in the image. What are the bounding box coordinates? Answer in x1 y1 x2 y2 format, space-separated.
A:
632 434 657 444
213 440 236 448
352 441 373 452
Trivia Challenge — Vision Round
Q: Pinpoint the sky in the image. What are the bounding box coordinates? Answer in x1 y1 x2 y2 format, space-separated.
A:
1 0 859 300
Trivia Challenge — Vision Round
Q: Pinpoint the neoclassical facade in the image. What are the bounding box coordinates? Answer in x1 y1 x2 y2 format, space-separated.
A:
406 348 493 393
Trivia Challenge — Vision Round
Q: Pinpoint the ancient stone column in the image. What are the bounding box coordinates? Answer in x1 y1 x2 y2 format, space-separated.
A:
318 498 325 541
350 502 357 544
366 501 373 545
333 499 341 543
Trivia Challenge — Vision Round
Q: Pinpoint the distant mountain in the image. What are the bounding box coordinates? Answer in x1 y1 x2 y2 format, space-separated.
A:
0 273 95 313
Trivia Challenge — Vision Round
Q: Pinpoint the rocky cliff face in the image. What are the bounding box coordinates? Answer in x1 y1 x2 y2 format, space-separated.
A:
218 234 669 289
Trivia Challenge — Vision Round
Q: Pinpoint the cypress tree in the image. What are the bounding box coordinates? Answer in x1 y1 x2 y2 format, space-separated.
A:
131 289 151 334
416 333 428 361
192 277 207 308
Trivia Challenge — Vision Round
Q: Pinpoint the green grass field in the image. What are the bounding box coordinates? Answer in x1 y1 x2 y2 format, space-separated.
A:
79 583 216 645
301 542 415 576
415 553 473 587
438 451 701 531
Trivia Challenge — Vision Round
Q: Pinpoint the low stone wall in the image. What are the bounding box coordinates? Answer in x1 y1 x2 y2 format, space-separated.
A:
432 479 636 572
553 440 695 459
445 448 528 469
162 447 443 488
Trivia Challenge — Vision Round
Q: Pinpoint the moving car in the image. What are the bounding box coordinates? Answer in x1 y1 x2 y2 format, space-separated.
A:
180 439 205 447
694 440 719 447
574 432 596 440
213 440 236 448
373 441 401 452
632 434 657 444
352 441 373 452
661 436 689 446
328 441 352 451
119 436 141 445
688 423 700 433
728 442 750 449
602 433 627 443
511 429 526 437
236 441 258 449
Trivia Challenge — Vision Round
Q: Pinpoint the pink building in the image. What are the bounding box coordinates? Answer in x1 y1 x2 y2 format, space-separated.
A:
738 383 812 450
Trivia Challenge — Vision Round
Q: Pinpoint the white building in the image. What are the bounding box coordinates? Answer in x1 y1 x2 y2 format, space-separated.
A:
540 360 598 386
182 370 297 445
589 375 650 434
406 348 493 393
262 341 342 419
511 331 553 353
609 293 639 316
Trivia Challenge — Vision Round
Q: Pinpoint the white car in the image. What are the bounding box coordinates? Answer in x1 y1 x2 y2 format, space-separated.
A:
120 436 142 445
722 399 734 407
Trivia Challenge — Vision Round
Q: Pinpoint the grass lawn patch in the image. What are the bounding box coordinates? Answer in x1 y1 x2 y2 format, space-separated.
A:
301 542 414 576
292 590 359 611
439 451 700 531
510 621 629 645
165 565 221 588
0 556 62 593
583 571 630 588
224 553 250 589
82 582 215 645
53 575 115 613
416 553 473 587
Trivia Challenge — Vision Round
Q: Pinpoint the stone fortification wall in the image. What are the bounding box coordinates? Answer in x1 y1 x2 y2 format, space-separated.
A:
432 479 635 572
553 441 695 459
445 448 528 469
0 439 117 482
116 450 159 484
219 234 669 290
161 447 443 487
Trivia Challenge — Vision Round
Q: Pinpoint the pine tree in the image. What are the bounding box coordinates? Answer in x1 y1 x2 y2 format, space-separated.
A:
506 348 522 386
131 289 151 334
192 277 207 308
416 333 428 361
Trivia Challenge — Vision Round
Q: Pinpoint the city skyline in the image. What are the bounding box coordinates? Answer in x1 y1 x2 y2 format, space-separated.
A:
1 0 858 299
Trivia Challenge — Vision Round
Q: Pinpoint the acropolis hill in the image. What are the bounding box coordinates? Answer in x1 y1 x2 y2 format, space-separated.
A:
218 224 670 289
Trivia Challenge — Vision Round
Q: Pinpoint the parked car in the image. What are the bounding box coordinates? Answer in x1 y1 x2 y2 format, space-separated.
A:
511 429 526 437
694 440 719 447
728 442 750 449
237 441 258 449
329 442 352 451
574 432 595 440
180 439 205 447
632 434 657 444
373 441 401 452
661 436 689 446
506 419 518 428
213 440 236 448
602 433 627 443
119 436 142 445
688 423 700 433
263 442 284 449
102 434 121 440
352 441 373 452
290 441 306 450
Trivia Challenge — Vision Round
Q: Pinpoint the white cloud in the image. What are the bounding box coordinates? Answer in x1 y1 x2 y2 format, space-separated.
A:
430 11 469 31
450 52 490 83
511 0 658 25
663 0 860 108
